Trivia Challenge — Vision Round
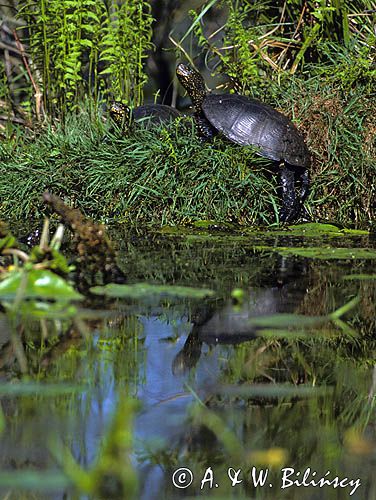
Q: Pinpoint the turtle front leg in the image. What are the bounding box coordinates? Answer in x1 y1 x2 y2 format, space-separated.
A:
279 165 299 223
280 166 310 222
195 113 217 141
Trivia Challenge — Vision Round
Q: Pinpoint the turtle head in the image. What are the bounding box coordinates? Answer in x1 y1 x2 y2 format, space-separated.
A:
109 101 131 131
176 63 206 110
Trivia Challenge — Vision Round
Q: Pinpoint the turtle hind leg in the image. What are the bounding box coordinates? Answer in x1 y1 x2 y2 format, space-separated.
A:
279 165 311 223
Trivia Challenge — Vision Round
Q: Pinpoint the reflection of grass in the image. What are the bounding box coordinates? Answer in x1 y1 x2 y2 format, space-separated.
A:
0 224 374 497
52 397 139 499
0 382 84 396
0 304 142 497
344 274 376 281
145 333 375 498
132 265 375 496
0 395 139 497
145 288 375 496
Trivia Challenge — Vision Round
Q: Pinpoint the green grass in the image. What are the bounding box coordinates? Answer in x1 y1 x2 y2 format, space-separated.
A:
0 113 278 225
0 72 374 227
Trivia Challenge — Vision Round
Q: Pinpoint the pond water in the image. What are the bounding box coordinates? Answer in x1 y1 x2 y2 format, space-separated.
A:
0 226 375 499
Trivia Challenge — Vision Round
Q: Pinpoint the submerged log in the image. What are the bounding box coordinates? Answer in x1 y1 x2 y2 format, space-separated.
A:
43 192 126 288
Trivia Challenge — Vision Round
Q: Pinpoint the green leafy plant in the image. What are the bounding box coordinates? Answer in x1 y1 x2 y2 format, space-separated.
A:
16 0 153 116
181 0 375 90
1 83 374 227
99 0 153 105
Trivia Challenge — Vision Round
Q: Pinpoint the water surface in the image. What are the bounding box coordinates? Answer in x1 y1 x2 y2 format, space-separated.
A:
0 226 375 499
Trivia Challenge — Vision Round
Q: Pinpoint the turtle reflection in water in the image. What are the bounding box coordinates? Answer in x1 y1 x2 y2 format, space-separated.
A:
173 263 309 375
109 101 182 132
176 63 311 223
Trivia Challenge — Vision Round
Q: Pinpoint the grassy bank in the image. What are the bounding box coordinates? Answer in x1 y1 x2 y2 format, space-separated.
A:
0 77 374 227
0 115 278 225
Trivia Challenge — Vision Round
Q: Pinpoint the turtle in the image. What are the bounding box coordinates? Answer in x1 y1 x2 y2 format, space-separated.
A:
176 63 311 223
109 101 181 132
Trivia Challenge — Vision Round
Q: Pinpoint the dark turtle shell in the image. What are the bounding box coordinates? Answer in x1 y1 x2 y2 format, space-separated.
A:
202 94 310 168
110 101 181 130
133 104 181 125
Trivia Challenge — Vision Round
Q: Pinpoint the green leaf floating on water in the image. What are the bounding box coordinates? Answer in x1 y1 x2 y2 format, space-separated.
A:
90 282 214 299
0 269 82 301
249 313 326 328
255 246 376 260
280 223 369 237
250 314 330 339
258 329 330 339
249 297 359 338
161 223 369 239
